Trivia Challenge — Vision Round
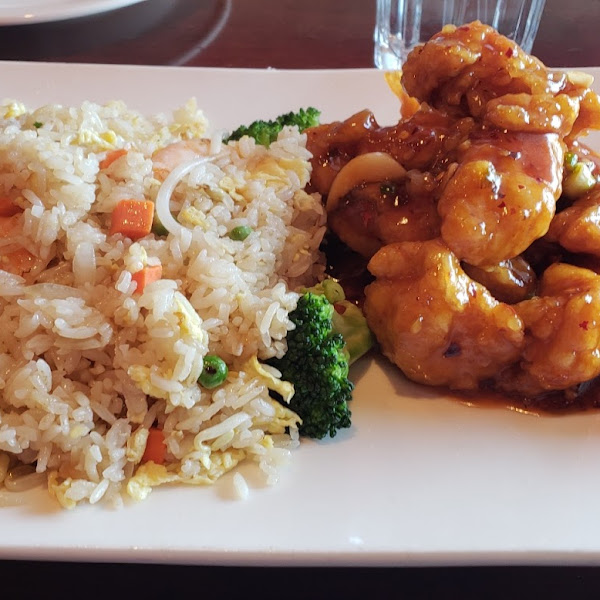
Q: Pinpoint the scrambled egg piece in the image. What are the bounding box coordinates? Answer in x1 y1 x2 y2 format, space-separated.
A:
178 206 207 229
169 98 208 140
219 176 245 202
78 128 118 151
48 472 77 510
126 448 246 501
246 155 310 192
242 356 294 403
128 365 171 400
126 427 150 463
257 402 302 434
173 292 207 347
127 462 179 501
2 101 27 119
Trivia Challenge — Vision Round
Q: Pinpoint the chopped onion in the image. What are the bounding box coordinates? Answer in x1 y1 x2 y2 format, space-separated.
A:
24 283 85 300
155 154 221 237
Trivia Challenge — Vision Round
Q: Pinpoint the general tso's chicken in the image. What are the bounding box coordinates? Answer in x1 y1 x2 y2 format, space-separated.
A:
306 107 473 257
546 187 600 256
308 21 600 263
306 107 473 199
363 239 524 390
308 21 600 406
438 130 564 265
496 263 600 397
401 21 590 131
326 171 441 258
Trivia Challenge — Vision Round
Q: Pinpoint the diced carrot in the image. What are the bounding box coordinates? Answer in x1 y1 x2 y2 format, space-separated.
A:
132 264 162 294
142 428 166 465
0 197 21 217
0 247 36 276
109 199 154 240
99 148 127 170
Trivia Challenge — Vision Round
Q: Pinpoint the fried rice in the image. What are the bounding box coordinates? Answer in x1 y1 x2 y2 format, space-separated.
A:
0 98 326 508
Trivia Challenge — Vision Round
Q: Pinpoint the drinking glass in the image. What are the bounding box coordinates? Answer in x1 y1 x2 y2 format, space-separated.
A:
374 0 546 69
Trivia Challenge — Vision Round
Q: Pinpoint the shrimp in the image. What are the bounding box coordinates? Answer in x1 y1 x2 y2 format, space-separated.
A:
363 239 524 390
497 263 600 397
437 129 564 266
152 138 210 180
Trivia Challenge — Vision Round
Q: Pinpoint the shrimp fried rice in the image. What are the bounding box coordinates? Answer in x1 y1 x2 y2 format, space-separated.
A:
0 98 326 508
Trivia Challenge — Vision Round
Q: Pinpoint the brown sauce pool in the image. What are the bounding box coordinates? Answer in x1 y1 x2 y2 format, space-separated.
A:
446 379 600 417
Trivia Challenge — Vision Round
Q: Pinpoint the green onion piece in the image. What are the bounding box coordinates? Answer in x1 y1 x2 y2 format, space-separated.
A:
198 355 228 389
563 161 597 199
151 211 178 237
229 225 252 241
564 151 578 171
151 220 169 237
33 121 43 129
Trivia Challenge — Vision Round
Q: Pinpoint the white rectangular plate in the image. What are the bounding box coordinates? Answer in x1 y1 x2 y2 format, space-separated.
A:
2 61 600 567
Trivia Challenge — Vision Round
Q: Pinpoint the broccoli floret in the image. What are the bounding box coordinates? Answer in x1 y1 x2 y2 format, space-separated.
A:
331 300 374 365
226 107 321 147
268 292 353 439
305 278 374 365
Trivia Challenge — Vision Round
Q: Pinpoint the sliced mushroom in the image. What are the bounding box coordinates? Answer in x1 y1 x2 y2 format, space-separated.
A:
326 152 407 212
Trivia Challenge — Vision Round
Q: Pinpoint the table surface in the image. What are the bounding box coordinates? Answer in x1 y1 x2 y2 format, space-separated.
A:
0 0 598 69
3 0 600 595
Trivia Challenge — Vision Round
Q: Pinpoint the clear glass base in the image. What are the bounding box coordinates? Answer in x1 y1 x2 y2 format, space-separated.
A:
373 29 407 69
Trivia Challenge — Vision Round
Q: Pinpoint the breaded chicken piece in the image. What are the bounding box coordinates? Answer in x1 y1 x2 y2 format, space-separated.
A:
364 239 524 390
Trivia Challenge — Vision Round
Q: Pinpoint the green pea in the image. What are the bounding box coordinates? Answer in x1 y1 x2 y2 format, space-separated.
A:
198 355 228 389
229 225 252 241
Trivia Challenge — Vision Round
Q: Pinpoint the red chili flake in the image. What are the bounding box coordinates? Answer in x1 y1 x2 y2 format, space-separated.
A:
580 321 589 330
498 201 506 209
458 25 470 31
505 48 514 58
334 302 347 315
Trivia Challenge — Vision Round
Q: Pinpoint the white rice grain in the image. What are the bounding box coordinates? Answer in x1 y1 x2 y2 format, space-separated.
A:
232 472 249 500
